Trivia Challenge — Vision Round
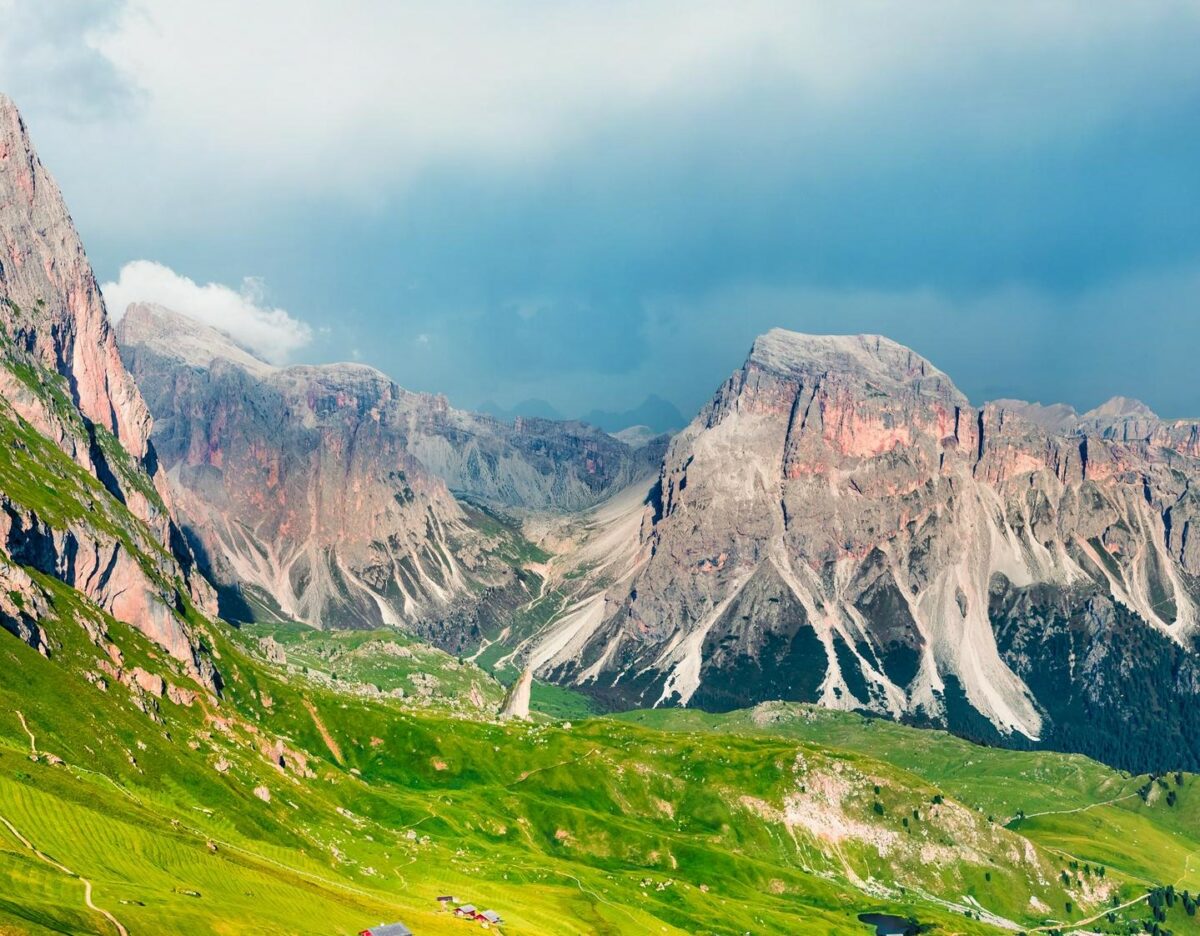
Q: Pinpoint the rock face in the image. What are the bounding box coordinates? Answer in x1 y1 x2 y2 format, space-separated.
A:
0 558 49 654
537 330 1200 771
499 666 533 720
116 304 544 644
399 403 663 514
0 97 153 465
116 303 661 643
0 95 217 686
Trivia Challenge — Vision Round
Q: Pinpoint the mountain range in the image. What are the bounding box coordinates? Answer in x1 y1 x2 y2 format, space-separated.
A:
115 302 662 652
112 286 1200 771
528 332 1200 771
104 271 1200 774
477 393 685 436
3 89 1200 936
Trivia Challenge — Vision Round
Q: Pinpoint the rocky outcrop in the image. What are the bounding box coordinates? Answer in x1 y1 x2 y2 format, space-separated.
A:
533 330 1200 771
0 556 49 654
500 666 533 720
0 95 217 687
0 96 188 535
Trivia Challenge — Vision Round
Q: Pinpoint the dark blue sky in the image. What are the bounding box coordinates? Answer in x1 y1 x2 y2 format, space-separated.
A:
5 1 1200 420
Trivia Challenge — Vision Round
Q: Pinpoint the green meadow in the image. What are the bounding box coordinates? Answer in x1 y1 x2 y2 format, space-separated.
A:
2 588 1198 935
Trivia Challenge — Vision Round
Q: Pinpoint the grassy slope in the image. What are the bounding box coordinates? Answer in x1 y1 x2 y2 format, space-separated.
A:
4 585 1197 935
0 580 1130 936
619 706 1200 920
236 621 506 709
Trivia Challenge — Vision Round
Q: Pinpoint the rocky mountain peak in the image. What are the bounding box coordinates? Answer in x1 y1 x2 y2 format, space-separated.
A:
746 329 967 404
1 96 218 684
0 96 162 466
0 93 36 200
988 399 1079 434
1082 395 1157 421
531 328 1200 771
116 302 275 376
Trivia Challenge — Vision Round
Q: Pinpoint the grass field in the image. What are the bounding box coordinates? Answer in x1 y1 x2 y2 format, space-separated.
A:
3 588 1199 935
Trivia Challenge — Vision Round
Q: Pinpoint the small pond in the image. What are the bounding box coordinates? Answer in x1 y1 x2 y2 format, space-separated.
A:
857 912 927 936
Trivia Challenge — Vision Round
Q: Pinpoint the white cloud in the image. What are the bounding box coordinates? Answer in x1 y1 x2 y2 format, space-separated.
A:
101 260 312 363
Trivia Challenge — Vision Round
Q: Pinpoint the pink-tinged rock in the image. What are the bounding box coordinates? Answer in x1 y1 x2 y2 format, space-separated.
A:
0 95 219 683
545 329 1200 748
128 666 166 697
167 684 197 707
0 96 153 465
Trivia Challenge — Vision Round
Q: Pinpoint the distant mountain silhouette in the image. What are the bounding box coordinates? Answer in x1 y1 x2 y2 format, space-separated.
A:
581 394 685 434
476 398 565 422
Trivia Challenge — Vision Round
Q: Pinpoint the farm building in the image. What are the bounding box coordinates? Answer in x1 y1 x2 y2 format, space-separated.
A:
358 924 414 936
455 904 478 917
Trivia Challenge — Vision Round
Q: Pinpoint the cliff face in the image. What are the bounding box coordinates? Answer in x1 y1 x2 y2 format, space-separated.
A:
396 399 664 515
0 97 154 464
0 95 216 687
116 304 542 645
535 330 1200 771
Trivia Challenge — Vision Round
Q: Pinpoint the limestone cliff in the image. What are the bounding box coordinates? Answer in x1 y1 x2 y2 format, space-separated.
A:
532 330 1200 771
0 95 217 687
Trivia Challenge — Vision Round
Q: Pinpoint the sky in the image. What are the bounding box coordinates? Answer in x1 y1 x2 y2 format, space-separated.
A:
3 0 1200 421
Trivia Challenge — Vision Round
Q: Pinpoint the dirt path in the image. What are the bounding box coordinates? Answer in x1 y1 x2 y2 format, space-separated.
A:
0 813 128 936
1175 845 1200 888
15 711 36 756
1040 844 1155 887
1030 892 1148 933
62 769 396 916
506 858 646 929
508 747 599 786
303 699 345 765
1008 791 1139 823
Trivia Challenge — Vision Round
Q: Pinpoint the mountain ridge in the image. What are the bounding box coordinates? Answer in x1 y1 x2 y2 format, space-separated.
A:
0 94 218 689
525 328 1200 771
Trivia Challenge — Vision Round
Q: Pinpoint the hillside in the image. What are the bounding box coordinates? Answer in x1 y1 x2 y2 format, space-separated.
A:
4 85 1200 936
3 596 1199 935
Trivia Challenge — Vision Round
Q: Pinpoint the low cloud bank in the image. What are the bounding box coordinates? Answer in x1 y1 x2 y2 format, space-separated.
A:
102 260 312 363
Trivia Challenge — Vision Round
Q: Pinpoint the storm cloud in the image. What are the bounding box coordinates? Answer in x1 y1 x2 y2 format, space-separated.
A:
4 0 1199 419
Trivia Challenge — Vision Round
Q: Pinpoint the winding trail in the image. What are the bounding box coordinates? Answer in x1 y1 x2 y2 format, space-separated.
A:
15 710 36 756
1039 844 1155 887
1007 791 1139 824
1030 892 1148 933
1175 845 1200 888
508 747 599 787
505 858 645 929
56 768 400 921
0 813 128 936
